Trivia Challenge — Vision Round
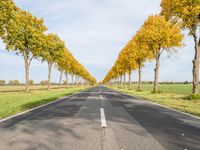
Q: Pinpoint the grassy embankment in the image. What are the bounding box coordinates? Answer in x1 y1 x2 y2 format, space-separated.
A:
0 85 87 119
110 84 200 117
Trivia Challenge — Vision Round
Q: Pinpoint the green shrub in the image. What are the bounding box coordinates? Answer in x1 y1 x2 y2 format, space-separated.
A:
9 80 20 85
151 90 163 94
29 80 34 85
40 80 48 85
185 94 200 100
136 89 142 92
0 80 6 85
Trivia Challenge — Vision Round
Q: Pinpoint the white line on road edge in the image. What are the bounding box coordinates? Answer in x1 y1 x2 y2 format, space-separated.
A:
100 108 107 128
109 87 200 120
0 89 88 123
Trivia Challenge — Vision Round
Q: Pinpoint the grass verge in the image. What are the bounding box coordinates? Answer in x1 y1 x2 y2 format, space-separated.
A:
110 86 200 117
0 86 87 119
118 83 197 95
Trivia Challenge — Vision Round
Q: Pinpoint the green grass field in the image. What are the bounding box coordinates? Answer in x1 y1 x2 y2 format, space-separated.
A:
0 86 87 119
110 84 200 117
0 85 72 92
126 83 194 95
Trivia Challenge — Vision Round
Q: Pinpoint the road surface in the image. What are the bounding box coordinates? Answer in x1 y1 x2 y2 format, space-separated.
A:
0 86 200 150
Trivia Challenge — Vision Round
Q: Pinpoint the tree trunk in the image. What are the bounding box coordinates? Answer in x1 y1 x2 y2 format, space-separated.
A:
71 74 74 85
77 76 79 85
120 75 122 88
78 76 80 85
153 53 161 93
118 77 120 88
76 75 78 85
23 52 29 93
75 75 77 85
138 60 142 91
59 70 63 89
192 35 200 94
65 73 68 87
80 77 83 86
123 73 126 89
47 62 53 90
84 79 86 86
128 70 132 90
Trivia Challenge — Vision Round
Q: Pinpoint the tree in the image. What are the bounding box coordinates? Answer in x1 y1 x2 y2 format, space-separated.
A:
56 47 96 87
140 15 184 93
9 80 20 85
161 0 200 94
40 80 48 85
134 31 154 91
56 49 70 88
0 0 17 38
0 80 6 86
2 10 47 92
40 34 65 90
59 67 63 88
119 46 137 89
29 80 34 85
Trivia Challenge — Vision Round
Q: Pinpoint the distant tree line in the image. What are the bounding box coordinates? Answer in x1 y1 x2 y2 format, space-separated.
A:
0 79 84 86
111 81 193 85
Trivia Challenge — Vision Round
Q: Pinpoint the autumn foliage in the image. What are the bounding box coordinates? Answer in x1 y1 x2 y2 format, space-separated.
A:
102 15 184 92
0 0 96 92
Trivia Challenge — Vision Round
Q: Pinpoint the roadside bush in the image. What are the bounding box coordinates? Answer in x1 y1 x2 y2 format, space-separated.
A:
136 89 142 92
51 83 59 85
0 80 6 85
184 81 189 84
185 94 200 101
9 80 20 85
40 80 48 85
29 80 34 85
151 90 163 94
63 80 68 85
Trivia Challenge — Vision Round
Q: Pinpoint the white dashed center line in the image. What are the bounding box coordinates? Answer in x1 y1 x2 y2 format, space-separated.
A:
100 94 103 100
100 108 107 128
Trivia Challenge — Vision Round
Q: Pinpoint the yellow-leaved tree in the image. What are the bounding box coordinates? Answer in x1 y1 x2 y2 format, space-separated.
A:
140 15 184 93
3 10 47 92
161 0 200 94
0 0 17 38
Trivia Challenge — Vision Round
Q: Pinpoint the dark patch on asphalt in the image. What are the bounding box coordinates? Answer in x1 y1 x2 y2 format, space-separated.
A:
0 92 88 128
125 104 200 150
102 86 200 150
109 100 131 107
69 99 86 102
28 104 81 120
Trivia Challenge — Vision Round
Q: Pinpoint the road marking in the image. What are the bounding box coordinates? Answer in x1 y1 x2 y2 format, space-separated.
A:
100 94 106 107
100 108 107 128
100 94 103 100
110 87 200 120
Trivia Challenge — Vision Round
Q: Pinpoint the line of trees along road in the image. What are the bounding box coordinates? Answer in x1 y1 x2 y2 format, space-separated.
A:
103 0 200 94
0 0 96 92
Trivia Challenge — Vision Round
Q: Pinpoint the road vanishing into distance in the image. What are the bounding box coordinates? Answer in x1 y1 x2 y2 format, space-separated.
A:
0 86 200 150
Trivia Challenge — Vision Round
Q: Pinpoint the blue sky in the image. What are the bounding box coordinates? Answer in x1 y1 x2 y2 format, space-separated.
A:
0 0 195 83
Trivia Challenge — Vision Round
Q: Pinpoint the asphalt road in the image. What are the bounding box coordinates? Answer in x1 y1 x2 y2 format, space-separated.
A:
0 86 200 150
